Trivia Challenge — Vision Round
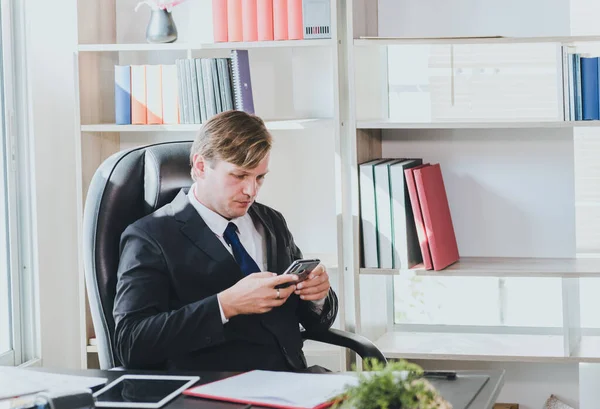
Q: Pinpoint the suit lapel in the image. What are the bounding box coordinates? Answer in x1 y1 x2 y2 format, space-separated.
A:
171 190 244 288
249 204 278 273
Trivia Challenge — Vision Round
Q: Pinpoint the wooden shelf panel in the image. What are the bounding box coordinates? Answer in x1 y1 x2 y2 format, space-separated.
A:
355 35 600 46
81 119 333 133
375 331 570 362
356 120 600 129
78 40 334 52
360 257 600 278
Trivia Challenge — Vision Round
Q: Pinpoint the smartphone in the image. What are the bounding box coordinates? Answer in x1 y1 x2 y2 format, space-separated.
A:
275 258 321 289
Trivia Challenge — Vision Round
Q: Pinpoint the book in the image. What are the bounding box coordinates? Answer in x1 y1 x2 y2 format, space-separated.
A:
230 50 255 114
413 163 459 271
581 56 599 120
405 164 433 270
145 65 163 124
213 0 228 42
227 0 243 42
257 0 274 41
114 65 131 125
273 0 288 40
183 370 358 409
130 65 147 125
201 58 217 118
303 0 331 39
242 0 258 41
175 59 188 124
194 59 208 123
218 58 234 111
210 58 223 113
288 0 303 40
374 159 398 269
389 159 423 269
161 64 179 124
359 159 389 268
187 59 201 124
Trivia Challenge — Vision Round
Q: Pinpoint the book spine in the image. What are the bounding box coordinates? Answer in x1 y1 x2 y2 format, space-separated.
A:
145 65 163 124
202 59 217 119
130 65 147 125
227 0 243 42
175 59 189 124
242 0 258 42
230 50 255 114
257 0 274 41
114 65 131 125
211 59 223 113
273 0 288 40
194 59 208 123
187 59 201 124
581 56 599 120
287 0 303 40
161 64 179 124
212 0 228 42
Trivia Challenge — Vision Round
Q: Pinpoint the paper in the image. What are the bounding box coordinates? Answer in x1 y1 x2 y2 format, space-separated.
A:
184 370 359 409
0 367 107 399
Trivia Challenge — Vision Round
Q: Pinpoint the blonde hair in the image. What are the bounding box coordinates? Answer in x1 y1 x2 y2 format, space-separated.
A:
190 111 272 180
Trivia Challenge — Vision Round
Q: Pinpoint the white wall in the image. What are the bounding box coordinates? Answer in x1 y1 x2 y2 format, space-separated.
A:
25 0 83 368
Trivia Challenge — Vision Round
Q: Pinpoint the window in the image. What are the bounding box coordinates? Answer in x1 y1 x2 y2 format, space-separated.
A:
0 0 37 366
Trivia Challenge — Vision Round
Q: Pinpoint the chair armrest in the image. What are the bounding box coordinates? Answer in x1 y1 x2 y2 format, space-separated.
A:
302 328 387 364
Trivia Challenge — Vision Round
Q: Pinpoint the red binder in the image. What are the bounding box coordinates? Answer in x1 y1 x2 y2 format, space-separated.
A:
404 164 433 270
413 163 459 270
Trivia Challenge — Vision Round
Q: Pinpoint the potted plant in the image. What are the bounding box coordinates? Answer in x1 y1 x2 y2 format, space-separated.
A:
333 359 452 409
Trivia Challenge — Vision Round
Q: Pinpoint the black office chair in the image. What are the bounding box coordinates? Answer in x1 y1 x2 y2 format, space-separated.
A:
82 141 387 370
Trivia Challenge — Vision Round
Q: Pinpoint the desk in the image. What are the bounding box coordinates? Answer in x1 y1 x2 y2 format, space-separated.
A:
33 368 504 409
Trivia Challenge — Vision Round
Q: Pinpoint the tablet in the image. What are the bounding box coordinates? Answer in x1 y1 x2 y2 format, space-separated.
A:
92 374 200 408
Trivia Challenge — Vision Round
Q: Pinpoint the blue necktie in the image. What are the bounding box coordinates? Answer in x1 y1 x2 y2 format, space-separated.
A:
223 222 260 276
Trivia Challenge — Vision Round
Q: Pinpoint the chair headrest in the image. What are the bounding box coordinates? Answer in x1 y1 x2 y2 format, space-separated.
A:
143 142 194 213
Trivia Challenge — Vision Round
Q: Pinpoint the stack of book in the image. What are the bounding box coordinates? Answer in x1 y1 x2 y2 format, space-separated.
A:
211 0 331 42
114 50 254 125
563 47 600 121
359 158 459 271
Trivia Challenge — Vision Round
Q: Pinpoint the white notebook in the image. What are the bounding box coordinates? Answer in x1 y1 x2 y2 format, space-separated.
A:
183 370 358 409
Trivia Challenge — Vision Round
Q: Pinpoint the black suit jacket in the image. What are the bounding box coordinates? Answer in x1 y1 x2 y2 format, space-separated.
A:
113 189 338 371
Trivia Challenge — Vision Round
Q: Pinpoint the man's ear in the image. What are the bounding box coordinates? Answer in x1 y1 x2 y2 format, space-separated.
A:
192 154 207 180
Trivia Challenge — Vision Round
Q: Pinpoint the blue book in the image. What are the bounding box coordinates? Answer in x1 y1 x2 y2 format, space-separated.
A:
114 65 131 125
581 57 599 120
574 54 583 120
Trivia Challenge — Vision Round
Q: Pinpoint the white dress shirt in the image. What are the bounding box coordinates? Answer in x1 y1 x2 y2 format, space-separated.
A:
187 185 325 325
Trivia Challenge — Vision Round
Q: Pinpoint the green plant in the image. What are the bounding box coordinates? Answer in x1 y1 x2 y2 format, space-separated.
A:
333 359 451 409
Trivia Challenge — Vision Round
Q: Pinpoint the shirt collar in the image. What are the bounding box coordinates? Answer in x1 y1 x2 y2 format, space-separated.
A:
187 184 236 237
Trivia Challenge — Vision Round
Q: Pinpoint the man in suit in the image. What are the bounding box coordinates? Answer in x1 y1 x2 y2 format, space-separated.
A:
113 110 338 371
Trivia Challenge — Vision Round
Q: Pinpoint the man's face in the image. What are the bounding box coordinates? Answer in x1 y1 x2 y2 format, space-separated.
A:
195 153 270 219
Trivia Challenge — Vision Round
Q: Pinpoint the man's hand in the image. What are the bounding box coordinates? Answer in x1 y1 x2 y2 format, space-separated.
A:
218 272 298 319
294 264 330 301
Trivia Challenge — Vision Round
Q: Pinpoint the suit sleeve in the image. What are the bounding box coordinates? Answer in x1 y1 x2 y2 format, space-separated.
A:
275 214 338 332
113 225 226 369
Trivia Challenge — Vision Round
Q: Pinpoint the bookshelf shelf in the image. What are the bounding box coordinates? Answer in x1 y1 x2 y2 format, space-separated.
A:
360 257 600 278
81 119 333 133
356 120 600 130
77 40 334 52
375 331 573 363
354 35 600 46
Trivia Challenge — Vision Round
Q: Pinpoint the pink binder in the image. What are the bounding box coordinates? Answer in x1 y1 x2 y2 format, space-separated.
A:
227 0 243 42
287 0 303 40
212 0 228 42
273 0 288 40
257 0 274 41
242 0 258 41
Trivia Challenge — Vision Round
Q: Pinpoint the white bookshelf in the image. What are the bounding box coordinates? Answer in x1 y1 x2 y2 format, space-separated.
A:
354 35 600 46
78 39 334 52
357 120 600 129
75 0 344 371
360 257 600 278
81 119 333 133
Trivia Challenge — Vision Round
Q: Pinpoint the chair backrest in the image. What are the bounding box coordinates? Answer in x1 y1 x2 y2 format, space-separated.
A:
82 141 193 369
